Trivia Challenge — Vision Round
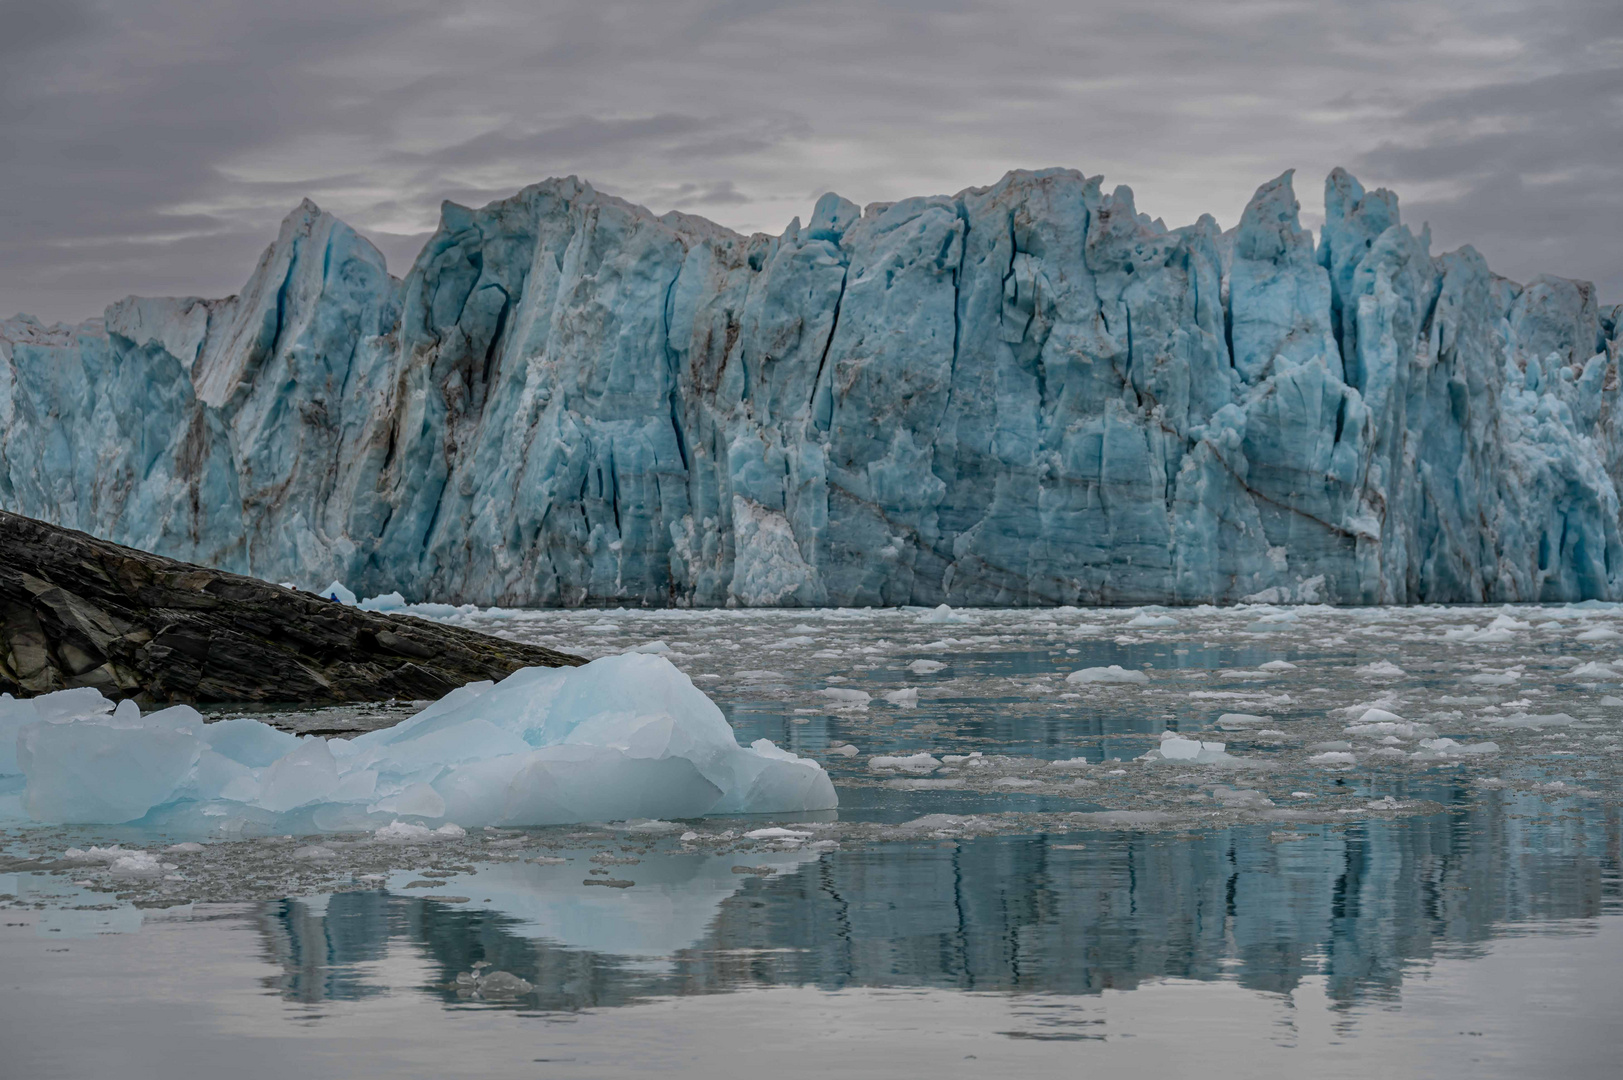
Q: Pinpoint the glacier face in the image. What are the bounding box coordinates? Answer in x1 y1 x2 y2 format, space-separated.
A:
2 169 1620 606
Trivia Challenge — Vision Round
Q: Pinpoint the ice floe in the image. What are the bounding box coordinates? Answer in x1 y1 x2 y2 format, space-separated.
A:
5 655 835 829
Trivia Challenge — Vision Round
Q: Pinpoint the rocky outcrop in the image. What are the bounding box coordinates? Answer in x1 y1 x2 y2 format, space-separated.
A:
2 169 1619 606
0 510 581 703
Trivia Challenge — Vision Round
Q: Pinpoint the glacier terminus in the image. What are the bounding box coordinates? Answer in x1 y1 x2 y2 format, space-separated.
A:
2 167 1619 607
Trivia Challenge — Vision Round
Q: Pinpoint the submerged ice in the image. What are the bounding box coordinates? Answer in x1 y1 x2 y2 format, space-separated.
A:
1 654 835 829
2 168 1620 605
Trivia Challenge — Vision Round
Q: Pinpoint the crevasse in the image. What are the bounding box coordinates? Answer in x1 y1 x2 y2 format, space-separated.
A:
2 168 1619 606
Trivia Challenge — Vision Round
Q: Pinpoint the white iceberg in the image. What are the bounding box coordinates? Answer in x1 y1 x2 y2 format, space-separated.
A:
319 580 359 605
1065 665 1150 685
7 654 836 829
1142 732 1243 765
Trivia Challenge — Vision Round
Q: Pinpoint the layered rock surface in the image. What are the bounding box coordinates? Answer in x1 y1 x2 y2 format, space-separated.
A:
2 169 1619 606
0 509 581 702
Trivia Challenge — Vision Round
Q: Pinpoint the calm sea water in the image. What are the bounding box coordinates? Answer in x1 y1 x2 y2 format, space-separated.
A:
3 604 1619 1078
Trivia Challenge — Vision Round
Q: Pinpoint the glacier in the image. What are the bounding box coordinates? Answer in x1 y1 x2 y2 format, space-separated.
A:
0 653 836 829
2 167 1619 606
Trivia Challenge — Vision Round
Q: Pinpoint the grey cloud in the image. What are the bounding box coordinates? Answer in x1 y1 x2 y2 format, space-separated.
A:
0 0 93 69
1353 63 1623 289
661 180 752 208
411 114 716 167
1 0 1618 323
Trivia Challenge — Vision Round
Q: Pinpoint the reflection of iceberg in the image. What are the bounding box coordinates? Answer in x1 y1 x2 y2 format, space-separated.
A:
6 654 835 829
248 794 1622 1014
398 849 820 959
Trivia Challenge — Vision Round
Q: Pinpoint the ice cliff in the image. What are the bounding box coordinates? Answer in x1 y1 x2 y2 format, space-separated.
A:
3 169 1619 606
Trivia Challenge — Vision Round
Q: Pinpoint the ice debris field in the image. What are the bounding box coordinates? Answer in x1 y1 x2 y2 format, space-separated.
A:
3 167 1620 610
1 601 1619 912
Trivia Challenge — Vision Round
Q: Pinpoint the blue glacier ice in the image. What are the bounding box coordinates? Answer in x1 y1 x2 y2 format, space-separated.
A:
1 653 835 829
2 169 1619 606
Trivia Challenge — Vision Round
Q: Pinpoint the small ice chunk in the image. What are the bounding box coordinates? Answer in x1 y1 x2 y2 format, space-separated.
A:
627 640 672 655
1157 735 1224 761
1485 712 1578 728
320 581 359 606
1308 751 1357 766
374 821 434 842
743 827 813 840
474 971 533 996
918 604 972 624
907 659 947 674
882 688 919 707
1125 613 1178 628
898 814 973 831
109 852 164 876
63 845 139 863
1257 660 1296 672
1344 709 1435 739
1356 661 1406 678
1211 785 1274 808
818 687 872 708
869 753 942 772
1065 665 1149 685
374 820 465 842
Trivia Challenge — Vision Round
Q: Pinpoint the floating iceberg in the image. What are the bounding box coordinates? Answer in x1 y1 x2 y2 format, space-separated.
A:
4 654 835 830
1142 732 1252 766
1066 665 1150 685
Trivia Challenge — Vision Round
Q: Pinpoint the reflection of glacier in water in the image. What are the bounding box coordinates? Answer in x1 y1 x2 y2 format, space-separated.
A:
259 793 1619 1013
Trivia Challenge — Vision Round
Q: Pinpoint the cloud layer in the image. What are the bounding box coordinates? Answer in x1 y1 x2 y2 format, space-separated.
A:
2 0 1618 323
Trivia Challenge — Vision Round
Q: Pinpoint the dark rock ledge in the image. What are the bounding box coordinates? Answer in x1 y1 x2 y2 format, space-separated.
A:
0 510 583 704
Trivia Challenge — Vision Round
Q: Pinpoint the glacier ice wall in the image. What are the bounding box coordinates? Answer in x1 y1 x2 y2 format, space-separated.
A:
3 170 1620 606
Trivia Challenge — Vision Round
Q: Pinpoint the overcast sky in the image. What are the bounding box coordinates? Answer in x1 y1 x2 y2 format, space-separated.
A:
2 0 1618 324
